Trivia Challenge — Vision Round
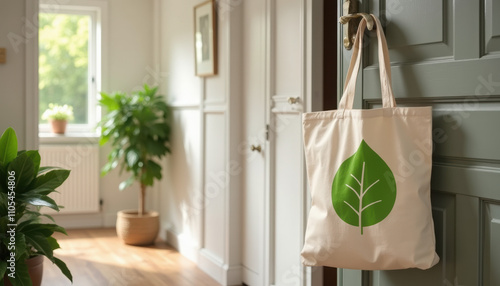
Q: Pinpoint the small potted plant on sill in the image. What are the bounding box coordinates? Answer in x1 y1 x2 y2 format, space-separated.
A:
0 127 73 286
41 103 74 134
98 84 172 245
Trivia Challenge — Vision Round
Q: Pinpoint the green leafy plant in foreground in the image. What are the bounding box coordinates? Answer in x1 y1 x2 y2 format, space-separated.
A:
332 140 397 234
98 84 172 215
0 128 73 285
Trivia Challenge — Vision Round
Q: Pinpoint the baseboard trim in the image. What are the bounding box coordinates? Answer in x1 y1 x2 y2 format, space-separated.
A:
199 249 242 286
242 265 260 286
223 264 243 286
199 249 224 282
165 230 242 286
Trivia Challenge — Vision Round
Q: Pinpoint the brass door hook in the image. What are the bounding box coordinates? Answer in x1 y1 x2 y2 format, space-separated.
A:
339 1 375 50
339 13 375 30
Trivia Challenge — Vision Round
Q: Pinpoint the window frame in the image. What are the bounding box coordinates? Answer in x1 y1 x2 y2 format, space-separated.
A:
38 3 102 135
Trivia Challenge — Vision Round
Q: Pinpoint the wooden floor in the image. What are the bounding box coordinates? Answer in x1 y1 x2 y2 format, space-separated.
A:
42 228 221 286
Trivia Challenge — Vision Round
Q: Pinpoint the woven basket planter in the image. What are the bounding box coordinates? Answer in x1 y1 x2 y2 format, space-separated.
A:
116 210 159 245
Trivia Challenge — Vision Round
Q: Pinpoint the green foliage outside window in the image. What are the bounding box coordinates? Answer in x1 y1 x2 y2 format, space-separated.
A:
39 13 90 124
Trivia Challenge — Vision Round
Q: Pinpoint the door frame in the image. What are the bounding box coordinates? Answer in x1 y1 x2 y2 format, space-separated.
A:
25 0 39 150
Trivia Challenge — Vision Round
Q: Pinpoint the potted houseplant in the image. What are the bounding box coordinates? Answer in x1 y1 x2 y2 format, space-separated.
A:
0 127 73 286
99 84 172 245
41 103 74 134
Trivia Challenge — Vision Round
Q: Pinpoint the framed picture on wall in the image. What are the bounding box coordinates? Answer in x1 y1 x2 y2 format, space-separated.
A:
194 0 217 77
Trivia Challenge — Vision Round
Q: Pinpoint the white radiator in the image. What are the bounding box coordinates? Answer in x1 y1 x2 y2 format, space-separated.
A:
39 144 100 214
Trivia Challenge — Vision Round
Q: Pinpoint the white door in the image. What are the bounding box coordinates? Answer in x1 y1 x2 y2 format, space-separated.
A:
241 0 268 285
337 0 500 285
241 0 308 285
268 0 307 285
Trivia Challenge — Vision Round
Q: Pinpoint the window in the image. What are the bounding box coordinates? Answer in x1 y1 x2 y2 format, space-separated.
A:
39 4 101 134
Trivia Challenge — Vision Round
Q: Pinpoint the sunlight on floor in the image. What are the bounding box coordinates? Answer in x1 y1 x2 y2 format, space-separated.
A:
42 228 221 286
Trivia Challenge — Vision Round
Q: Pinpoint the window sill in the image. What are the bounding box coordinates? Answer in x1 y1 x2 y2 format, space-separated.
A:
39 132 100 145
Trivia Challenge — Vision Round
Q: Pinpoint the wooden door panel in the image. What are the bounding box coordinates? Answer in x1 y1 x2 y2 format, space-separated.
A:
432 165 500 201
365 100 500 162
363 61 500 100
369 0 453 63
270 0 306 285
274 0 302 96
485 0 500 54
338 0 500 285
273 113 303 286
370 192 456 286
483 202 500 286
432 109 500 161
384 0 444 47
241 0 267 284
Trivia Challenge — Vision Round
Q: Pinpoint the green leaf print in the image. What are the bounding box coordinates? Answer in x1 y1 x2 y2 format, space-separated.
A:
332 140 397 234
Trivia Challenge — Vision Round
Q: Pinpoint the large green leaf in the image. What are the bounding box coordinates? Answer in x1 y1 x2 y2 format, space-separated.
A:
24 151 41 178
14 233 27 260
125 148 140 167
145 140 168 157
7 153 35 191
31 169 70 190
141 160 162 186
149 123 167 138
19 224 53 238
133 108 157 122
147 160 162 179
0 193 7 214
19 188 57 199
119 176 135 191
46 236 60 251
0 164 6 193
0 127 18 166
16 218 38 231
54 257 73 282
12 231 29 260
37 166 59 176
99 92 119 110
25 234 53 259
332 140 397 235
7 259 32 286
20 223 66 237
0 260 6 280
44 223 68 235
101 160 118 176
25 195 60 211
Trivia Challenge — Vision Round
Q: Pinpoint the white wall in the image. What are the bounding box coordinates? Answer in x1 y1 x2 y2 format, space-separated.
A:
0 0 158 228
0 1 27 148
159 0 243 284
158 0 202 254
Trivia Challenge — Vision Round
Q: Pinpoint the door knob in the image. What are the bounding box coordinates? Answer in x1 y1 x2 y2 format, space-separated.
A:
250 145 262 152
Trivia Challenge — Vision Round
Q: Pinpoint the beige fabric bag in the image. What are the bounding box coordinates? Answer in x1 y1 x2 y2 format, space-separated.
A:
301 15 439 270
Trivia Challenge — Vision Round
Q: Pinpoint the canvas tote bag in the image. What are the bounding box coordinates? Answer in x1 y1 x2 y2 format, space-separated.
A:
301 15 440 270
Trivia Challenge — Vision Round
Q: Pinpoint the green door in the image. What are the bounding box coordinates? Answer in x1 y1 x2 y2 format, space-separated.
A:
337 1 500 285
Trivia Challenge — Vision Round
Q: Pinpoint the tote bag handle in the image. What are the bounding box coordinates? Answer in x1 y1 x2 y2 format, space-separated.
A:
338 14 396 111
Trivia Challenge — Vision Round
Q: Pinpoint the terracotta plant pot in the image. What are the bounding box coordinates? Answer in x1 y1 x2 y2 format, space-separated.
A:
49 119 67 134
116 210 159 245
4 255 44 286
